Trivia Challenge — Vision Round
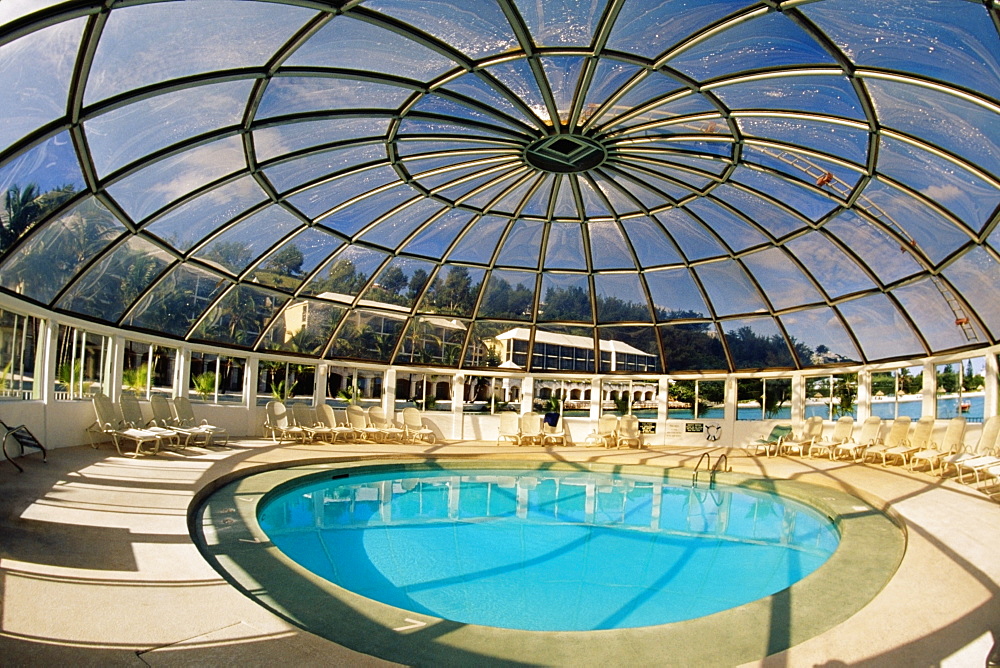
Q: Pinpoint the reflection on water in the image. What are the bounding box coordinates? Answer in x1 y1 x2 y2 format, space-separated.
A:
258 468 839 631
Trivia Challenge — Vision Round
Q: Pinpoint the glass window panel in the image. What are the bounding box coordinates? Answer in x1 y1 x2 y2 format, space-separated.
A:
589 173 643 217
621 216 684 269
731 167 839 222
822 210 924 285
551 176 579 219
668 13 836 82
736 377 792 420
360 256 435 309
1 1 71 26
108 135 246 223
876 136 1000 233
581 60 643 115
495 219 543 268
360 199 445 251
56 235 173 322
317 186 416 236
303 245 387 299
859 178 971 264
723 316 795 369
695 261 769 316
870 366 922 421
712 185 807 238
942 247 1000 339
395 119 522 143
365 0 519 58
741 145 863 200
668 379 725 419
85 80 253 177
711 74 865 120
0 131 84 253
143 176 268 252
402 209 475 259
594 274 652 323
516 0 607 46
891 279 985 352
328 308 406 362
802 0 1000 101
544 222 588 270
436 168 521 202
54 325 111 401
325 364 358 406
574 176 613 219
531 325 596 373
462 321 511 368
602 83 706 130
779 307 861 367
484 58 550 126
256 361 316 405
447 216 510 264
518 175 554 217
540 56 585 124
418 265 486 317
659 323 728 372
396 317 468 366
735 116 870 164
741 247 823 310
191 283 289 347
683 199 768 252
644 268 711 320
784 232 877 299
461 170 532 212
257 76 413 119
189 351 245 404
588 220 637 270
625 161 712 194
0 309 39 401
289 165 398 220
655 209 727 261
479 270 536 321
255 118 390 163
287 15 458 80
253 227 343 292
124 263 231 337
863 76 1000 175
121 340 177 399
805 373 858 420
260 299 346 356
0 196 125 304
194 204 305 275
610 165 689 205
606 0 754 58
0 18 83 154
441 72 536 128
599 327 661 373
837 293 924 361
633 152 729 178
263 144 387 193
539 274 592 323
411 96 524 134
86 1 313 103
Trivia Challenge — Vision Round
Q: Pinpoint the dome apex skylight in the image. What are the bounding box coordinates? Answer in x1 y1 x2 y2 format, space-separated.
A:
1 0 998 373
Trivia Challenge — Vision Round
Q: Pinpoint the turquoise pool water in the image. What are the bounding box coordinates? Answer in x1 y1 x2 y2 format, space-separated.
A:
258 467 839 632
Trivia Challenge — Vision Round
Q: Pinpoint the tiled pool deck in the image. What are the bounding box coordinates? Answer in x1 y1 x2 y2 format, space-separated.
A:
2 438 998 666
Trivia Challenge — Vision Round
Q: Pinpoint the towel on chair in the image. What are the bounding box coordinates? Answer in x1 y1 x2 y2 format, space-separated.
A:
544 413 559 427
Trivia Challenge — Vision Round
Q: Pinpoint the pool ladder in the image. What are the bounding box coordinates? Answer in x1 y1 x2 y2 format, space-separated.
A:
692 453 730 487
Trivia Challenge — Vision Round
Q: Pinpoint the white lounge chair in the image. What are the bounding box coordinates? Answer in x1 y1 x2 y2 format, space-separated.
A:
317 404 356 443
171 396 229 445
542 414 566 446
264 401 306 443
402 407 436 444
616 415 643 449
519 412 543 445
940 416 1000 477
882 415 934 467
955 419 1000 485
779 416 824 456
347 404 381 442
745 424 793 458
150 394 213 447
909 417 966 474
368 406 405 442
291 403 333 443
832 416 882 462
90 392 162 457
119 392 180 449
809 416 854 459
497 411 521 445
864 416 911 465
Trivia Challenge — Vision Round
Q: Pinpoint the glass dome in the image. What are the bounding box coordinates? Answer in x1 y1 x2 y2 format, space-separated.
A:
1 0 998 374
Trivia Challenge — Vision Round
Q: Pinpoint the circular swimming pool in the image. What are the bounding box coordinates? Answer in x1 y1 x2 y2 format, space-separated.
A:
195 459 905 665
257 467 839 632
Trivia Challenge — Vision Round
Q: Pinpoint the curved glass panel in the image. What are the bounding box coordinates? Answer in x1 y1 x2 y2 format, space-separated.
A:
606 0 754 58
779 307 861 367
539 273 592 323
695 262 769 317
192 283 289 347
784 232 877 299
594 274 652 324
659 323 728 372
741 248 824 311
837 293 924 361
125 263 231 337
891 279 985 353
644 268 711 320
943 247 1000 339
722 316 795 369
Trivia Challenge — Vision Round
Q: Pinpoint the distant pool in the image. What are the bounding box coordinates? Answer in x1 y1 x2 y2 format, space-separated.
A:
258 467 839 632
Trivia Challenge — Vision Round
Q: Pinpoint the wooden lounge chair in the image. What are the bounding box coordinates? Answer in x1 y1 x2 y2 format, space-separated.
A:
745 424 792 457
809 416 854 459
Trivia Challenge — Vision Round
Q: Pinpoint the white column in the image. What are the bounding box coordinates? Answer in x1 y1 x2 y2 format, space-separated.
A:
175 346 190 399
382 368 396 417
108 335 125 402
520 375 534 414
792 374 805 423
923 360 936 417
314 363 328 407
856 368 870 421
655 377 669 447
985 354 998 420
36 318 57 404
451 372 465 440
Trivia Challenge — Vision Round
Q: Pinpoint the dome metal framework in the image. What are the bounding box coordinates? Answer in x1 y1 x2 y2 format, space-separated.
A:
1 0 999 374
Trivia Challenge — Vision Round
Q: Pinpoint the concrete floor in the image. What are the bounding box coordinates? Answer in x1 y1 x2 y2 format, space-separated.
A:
2 438 999 667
